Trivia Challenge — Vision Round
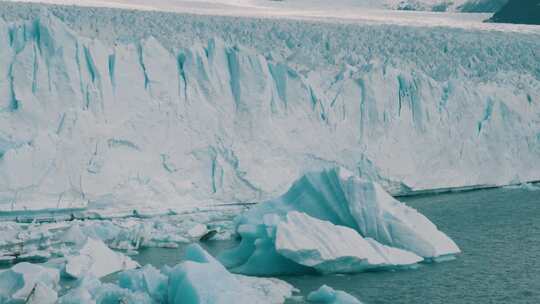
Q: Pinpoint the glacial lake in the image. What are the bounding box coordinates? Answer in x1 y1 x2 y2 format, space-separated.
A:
128 186 540 304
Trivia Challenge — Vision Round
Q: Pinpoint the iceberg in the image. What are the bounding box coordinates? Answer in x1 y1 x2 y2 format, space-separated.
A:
221 168 459 275
0 262 59 302
237 168 460 258
64 237 139 279
307 285 363 304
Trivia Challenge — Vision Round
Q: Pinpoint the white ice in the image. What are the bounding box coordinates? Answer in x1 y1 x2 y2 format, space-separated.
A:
64 237 139 279
0 262 59 302
275 211 423 273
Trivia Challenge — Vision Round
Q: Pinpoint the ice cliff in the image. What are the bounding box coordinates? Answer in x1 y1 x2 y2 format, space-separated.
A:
0 3 539 212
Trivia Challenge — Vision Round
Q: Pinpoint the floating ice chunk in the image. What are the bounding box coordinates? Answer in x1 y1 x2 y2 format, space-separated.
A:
58 287 95 304
81 222 122 243
307 285 362 304
275 211 422 273
521 183 540 191
0 262 59 302
187 224 209 239
237 168 460 259
26 282 58 304
233 275 297 304
58 275 101 304
93 283 154 304
168 244 294 304
65 255 93 279
61 223 88 245
119 264 168 303
59 274 153 304
65 238 139 279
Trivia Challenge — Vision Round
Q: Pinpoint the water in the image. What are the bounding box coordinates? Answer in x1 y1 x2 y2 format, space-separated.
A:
132 187 540 303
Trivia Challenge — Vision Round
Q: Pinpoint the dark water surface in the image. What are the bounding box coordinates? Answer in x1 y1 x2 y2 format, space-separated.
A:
132 187 540 304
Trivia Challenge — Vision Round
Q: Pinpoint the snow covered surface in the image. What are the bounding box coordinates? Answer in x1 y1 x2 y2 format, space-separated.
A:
220 168 459 275
0 1 538 214
4 0 507 18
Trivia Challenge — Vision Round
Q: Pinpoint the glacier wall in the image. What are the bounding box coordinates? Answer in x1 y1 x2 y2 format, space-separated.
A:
0 3 539 212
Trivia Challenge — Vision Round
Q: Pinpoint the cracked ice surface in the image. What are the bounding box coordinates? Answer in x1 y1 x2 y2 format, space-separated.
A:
0 3 539 214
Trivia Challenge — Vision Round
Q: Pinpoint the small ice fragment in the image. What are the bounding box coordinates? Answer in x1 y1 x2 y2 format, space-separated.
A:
64 238 139 279
26 282 58 304
188 224 209 239
307 285 362 304
0 262 59 302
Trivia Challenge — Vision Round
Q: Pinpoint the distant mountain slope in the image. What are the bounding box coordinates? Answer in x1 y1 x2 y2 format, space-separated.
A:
457 0 508 12
4 0 509 13
489 0 540 25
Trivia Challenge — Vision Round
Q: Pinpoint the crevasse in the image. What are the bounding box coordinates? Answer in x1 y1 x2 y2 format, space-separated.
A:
0 6 539 212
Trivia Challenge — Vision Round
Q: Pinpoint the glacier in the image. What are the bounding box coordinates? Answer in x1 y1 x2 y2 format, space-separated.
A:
0 2 538 214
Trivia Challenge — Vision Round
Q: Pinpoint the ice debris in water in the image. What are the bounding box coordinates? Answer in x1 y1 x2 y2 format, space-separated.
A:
307 285 363 304
168 244 295 304
58 243 295 304
64 237 139 279
220 167 460 275
0 262 59 302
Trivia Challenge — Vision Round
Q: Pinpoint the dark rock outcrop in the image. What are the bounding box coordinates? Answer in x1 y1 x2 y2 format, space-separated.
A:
489 0 540 25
